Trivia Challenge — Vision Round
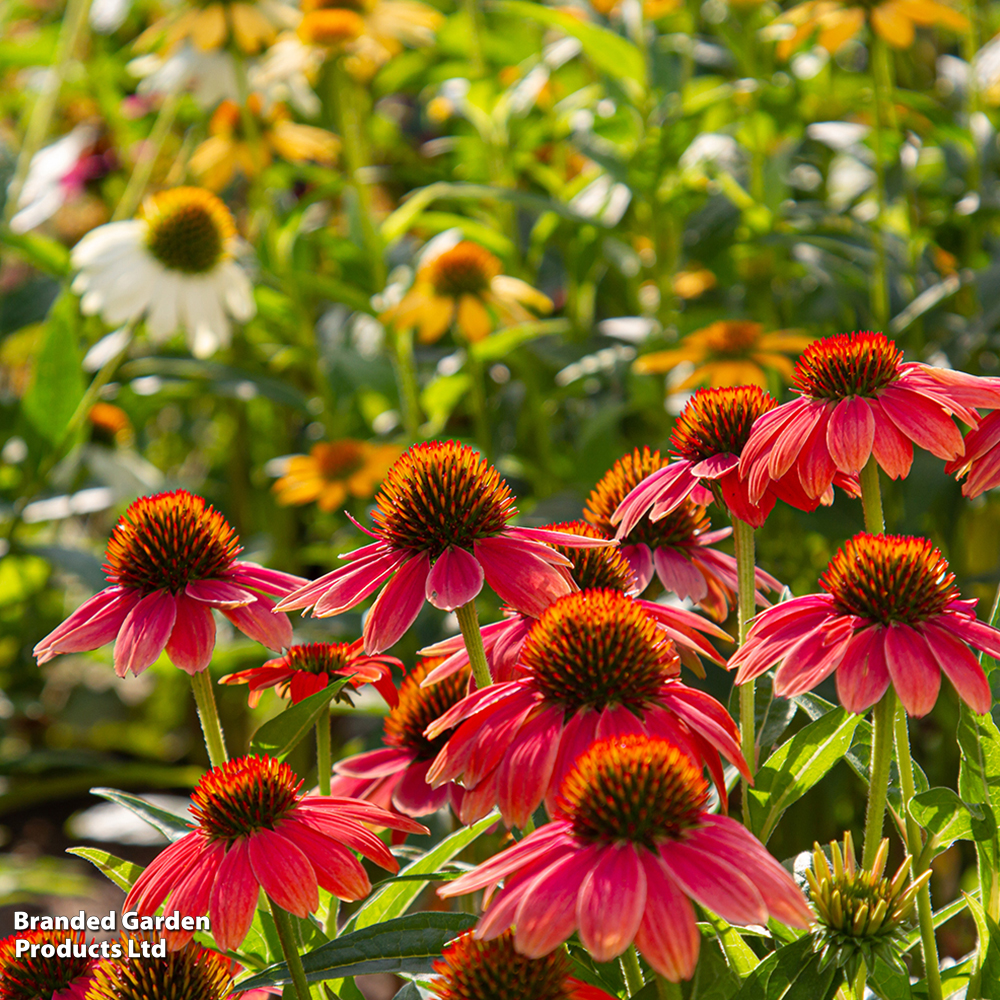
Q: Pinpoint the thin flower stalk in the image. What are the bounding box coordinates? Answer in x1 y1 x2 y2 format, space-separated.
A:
456 599 492 690
869 39 893 330
191 670 229 768
112 93 181 222
317 703 332 795
269 901 312 1000
621 945 644 995
733 517 758 815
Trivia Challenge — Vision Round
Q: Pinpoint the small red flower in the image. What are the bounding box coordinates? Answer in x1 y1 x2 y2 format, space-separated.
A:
0 929 96 1000
946 409 1000 497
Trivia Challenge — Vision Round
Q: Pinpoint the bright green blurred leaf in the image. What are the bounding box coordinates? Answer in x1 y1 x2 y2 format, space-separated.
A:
66 847 145 893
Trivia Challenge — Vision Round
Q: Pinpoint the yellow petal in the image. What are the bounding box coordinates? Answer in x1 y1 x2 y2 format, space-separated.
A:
317 482 348 513
817 6 866 52
897 0 968 29
752 352 798 380
703 360 768 388
757 330 816 351
490 275 553 314
418 296 454 343
456 294 494 342
191 4 228 50
632 347 700 374
270 122 340 164
189 135 236 191
870 2 915 47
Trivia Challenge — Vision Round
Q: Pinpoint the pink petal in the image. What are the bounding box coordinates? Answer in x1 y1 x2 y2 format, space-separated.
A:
228 561 309 597
362 551 431 654
944 612 1000 660
920 621 992 715
826 397 875 475
458 696 536 788
209 840 259 951
883 624 941 718
33 587 141 663
868 398 914 480
278 818 371 899
273 548 407 614
497 705 563 827
454 767 500 825
185 579 256 608
163 838 226 947
659 840 767 925
653 547 708 603
165 594 216 674
621 544 654 592
772 630 851 698
425 546 484 611
879 386 965 461
577 844 647 962
114 590 178 677
546 710 599 816
834 628 891 714
475 536 575 617
612 462 696 538
222 595 293 651
391 759 450 816
247 827 319 917
767 400 827 481
506 526 615 548
595 702 647 740
634 852 700 981
125 832 203 914
336 746 415 779
689 453 740 478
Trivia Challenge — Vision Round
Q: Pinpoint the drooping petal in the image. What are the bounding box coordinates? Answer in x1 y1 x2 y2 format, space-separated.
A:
879 385 965 461
34 587 141 663
868 398 914 480
425 546 484 611
222 594 293 651
278 818 371 899
826 396 875 475
335 746 415 779
577 844 647 962
653 547 708 603
274 547 407 614
620 543 654 592
227 561 310 597
497 704 564 828
659 840 767 925
634 852 700 981
114 590 178 677
162 838 226 947
363 551 432 654
165 594 217 674
391 758 450 816
209 840 259 951
247 826 319 917
834 627 891 714
475 536 575 617
883 624 941 717
920 620 992 715
185 579 257 608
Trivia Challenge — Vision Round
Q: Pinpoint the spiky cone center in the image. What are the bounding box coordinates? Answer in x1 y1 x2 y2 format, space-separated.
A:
370 441 515 556
298 9 366 44
86 940 236 1000
558 734 708 848
0 930 91 1000
102 490 241 595
278 642 357 676
702 320 765 355
791 331 901 400
384 659 470 760
142 187 234 275
427 242 501 298
191 756 302 843
670 385 778 464
819 533 958 625
431 930 575 1000
544 521 636 591
520 590 679 714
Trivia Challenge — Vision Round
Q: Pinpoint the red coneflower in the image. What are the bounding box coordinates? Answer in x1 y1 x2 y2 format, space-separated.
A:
275 441 610 653
729 532 1000 716
439 735 811 981
124 755 427 951
0 930 96 1000
34 491 307 676
946 409 1000 497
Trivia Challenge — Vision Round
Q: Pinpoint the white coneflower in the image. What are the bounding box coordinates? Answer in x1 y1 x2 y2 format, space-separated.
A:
128 45 240 108
70 187 255 359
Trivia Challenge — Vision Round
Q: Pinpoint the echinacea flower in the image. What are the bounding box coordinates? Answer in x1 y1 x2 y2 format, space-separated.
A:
740 332 1000 506
272 439 402 512
124 755 428 951
439 734 811 981
613 391 858 539
946 409 1000 497
0 929 96 1000
275 441 611 654
34 490 307 677
633 321 815 389
729 532 1000 717
129 45 239 109
71 187 255 360
429 930 615 1000
807 831 930 978
426 589 749 827
219 640 400 707
135 0 297 55
419 520 732 683
248 33 325 118
585 449 782 616
330 658 486 818
380 240 552 344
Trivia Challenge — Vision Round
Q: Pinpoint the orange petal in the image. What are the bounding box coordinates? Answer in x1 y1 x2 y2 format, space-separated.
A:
457 294 493 342
418 296 454 343
191 4 228 50
817 6 865 52
633 347 701 374
870 2 915 47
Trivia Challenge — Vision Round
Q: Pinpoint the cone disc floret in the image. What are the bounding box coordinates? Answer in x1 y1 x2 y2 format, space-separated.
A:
103 491 242 594
670 386 777 463
431 930 574 1000
791 331 902 400
544 521 636 591
520 590 679 713
190 756 302 843
428 242 501 297
384 659 470 759
371 441 515 555
558 734 708 849
143 188 234 275
86 940 236 1000
0 930 92 1000
280 642 356 676
819 533 958 625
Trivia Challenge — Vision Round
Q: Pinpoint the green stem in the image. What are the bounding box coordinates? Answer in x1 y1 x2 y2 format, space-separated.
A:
4 0 91 223
323 896 340 938
656 975 683 1000
387 324 422 438
461 0 486 77
732 517 757 819
316 704 331 796
862 689 895 869
869 38 893 330
621 945 645 996
269 901 312 1000
233 53 266 175
190 671 229 768
895 704 943 1000
455 600 491 690
112 93 180 221
859 455 885 535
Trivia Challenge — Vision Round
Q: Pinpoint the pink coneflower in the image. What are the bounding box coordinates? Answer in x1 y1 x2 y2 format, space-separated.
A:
729 532 1000 717
330 658 485 819
429 930 615 1000
439 734 811 982
124 755 427 951
612 392 859 541
739 331 1000 504
219 640 401 708
946 409 1000 497
426 589 749 827
419 521 732 683
0 930 96 1000
33 491 307 676
274 441 611 654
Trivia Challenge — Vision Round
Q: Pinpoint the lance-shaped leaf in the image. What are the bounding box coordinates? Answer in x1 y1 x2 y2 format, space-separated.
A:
66 847 145 893
248 680 353 761
90 788 193 843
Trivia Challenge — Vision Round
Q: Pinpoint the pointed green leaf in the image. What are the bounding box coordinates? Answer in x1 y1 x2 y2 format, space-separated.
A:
909 787 974 855
248 681 352 761
90 788 192 843
958 704 1000 920
730 936 842 1000
65 848 145 893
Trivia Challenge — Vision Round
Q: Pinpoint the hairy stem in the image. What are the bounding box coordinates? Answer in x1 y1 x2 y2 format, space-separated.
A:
269 901 312 1000
621 945 645 996
732 516 757 820
316 704 331 796
456 600 491 690
862 689 895 869
190 670 229 769
859 454 885 534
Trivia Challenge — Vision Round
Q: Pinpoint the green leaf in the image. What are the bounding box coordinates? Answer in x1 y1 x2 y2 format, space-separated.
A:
958 704 1000 920
66 847 145 893
748 707 862 842
90 788 192 843
236 912 477 989
867 957 913 1000
22 292 84 444
909 787 974 856
469 319 571 362
344 810 500 933
420 373 471 435
965 893 1000 999
391 983 433 1000
248 682 351 761
0 227 71 275
730 936 842 1000
489 0 645 89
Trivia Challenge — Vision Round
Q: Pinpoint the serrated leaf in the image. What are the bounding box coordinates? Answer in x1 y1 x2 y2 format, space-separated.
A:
236 913 477 988
66 847 145 892
248 682 351 761
90 788 192 843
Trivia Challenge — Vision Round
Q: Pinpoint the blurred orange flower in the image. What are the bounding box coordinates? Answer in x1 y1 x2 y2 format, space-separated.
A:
771 0 967 56
137 0 296 54
89 403 134 446
382 241 552 344
273 439 402 512
633 320 815 388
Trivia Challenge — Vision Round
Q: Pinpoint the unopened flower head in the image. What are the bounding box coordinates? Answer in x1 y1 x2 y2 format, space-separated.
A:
86 940 236 1000
34 490 307 676
0 930 95 1000
807 831 930 977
